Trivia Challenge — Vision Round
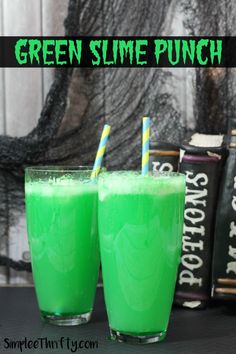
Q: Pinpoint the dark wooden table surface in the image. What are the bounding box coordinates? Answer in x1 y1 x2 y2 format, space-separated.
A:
0 287 235 354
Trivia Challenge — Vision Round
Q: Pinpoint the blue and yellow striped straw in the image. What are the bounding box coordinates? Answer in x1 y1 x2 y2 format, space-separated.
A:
141 117 150 176
91 124 111 179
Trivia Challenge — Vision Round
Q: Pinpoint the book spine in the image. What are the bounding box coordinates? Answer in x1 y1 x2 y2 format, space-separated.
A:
175 153 223 308
149 150 179 172
212 127 236 299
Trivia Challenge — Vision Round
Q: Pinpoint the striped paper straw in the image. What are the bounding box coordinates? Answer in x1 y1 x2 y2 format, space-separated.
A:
141 117 150 176
91 124 111 179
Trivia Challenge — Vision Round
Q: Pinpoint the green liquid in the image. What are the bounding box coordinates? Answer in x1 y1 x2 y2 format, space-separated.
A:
98 172 185 336
25 180 99 316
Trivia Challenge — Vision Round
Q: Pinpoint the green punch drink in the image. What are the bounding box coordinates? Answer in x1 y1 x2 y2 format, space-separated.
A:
98 171 185 343
25 167 100 326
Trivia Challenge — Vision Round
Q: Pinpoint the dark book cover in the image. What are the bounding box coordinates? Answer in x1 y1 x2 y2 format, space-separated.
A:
212 119 236 300
175 133 226 309
149 141 179 173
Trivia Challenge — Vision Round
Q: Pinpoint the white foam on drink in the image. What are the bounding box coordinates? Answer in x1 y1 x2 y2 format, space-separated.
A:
98 171 185 201
25 178 97 196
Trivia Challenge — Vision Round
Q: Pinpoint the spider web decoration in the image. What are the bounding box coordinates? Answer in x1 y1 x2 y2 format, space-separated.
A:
0 0 232 278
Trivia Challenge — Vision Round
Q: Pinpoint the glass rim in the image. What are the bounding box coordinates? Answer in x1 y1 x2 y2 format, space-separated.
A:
98 170 185 178
25 165 94 173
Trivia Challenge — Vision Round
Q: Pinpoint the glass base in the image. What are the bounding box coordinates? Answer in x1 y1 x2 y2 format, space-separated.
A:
41 311 92 326
109 328 166 344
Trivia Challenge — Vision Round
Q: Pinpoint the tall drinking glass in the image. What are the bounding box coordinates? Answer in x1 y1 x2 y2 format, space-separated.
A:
98 171 185 343
25 167 100 326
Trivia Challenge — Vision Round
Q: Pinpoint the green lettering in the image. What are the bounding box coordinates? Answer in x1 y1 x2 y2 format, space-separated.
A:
168 40 180 66
102 40 114 65
154 39 168 64
112 40 119 64
69 40 82 64
55 40 67 65
210 40 222 64
29 39 41 64
15 39 28 65
43 40 55 65
182 40 195 64
119 40 134 64
90 40 101 66
136 40 147 65
196 39 209 65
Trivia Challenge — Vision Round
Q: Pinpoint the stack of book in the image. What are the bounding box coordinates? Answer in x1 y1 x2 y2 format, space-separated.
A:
151 127 236 308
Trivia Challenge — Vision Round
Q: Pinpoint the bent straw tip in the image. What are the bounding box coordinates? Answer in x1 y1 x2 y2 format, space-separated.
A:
104 124 111 130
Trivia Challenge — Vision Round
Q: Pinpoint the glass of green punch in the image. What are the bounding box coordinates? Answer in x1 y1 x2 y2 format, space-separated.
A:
25 166 100 326
98 171 185 343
